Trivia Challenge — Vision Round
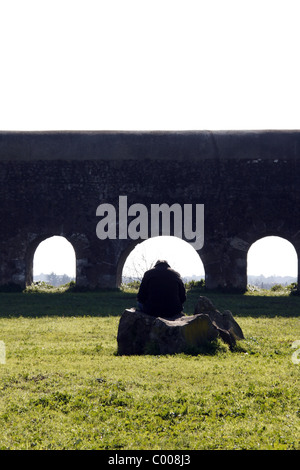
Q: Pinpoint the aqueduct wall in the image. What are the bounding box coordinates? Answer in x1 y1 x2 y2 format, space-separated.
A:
1 130 300 291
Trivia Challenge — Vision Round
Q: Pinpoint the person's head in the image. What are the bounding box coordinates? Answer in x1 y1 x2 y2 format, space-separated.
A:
154 260 170 269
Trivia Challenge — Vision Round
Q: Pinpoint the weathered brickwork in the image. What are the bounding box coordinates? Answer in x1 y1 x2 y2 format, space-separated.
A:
0 130 300 291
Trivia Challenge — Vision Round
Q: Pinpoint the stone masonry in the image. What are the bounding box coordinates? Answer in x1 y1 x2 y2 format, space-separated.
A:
0 130 300 291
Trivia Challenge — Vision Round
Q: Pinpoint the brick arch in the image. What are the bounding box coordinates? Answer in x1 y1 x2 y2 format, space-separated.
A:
25 234 77 286
247 235 298 278
32 235 76 283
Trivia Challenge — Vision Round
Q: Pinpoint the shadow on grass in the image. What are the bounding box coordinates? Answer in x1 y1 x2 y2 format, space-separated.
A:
0 289 138 318
0 288 299 318
185 290 300 318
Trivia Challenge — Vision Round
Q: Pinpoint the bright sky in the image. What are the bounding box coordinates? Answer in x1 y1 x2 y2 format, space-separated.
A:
33 234 298 279
1 0 299 278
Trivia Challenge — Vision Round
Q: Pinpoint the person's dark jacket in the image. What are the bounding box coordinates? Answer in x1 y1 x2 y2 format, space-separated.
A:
137 262 186 318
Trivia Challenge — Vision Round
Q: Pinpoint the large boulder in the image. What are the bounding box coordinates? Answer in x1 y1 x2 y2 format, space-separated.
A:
117 296 244 355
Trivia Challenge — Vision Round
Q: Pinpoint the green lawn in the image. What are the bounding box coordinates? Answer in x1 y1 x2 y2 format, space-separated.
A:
0 287 299 450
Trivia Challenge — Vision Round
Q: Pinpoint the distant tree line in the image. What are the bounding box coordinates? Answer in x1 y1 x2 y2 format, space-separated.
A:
247 274 297 289
34 272 75 287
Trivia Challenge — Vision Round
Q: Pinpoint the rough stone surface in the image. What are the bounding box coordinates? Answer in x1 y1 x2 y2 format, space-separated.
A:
117 296 244 355
194 296 244 344
1 131 300 291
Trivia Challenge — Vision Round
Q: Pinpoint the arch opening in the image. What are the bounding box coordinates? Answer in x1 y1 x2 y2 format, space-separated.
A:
121 236 205 284
33 236 76 286
247 236 297 289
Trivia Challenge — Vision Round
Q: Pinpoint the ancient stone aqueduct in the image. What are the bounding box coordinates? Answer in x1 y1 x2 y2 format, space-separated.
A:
0 130 299 292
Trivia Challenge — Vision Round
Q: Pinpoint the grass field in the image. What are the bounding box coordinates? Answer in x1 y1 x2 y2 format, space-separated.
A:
0 286 299 450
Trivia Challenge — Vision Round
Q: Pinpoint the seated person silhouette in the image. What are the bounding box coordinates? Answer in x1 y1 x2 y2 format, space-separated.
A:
137 260 186 319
